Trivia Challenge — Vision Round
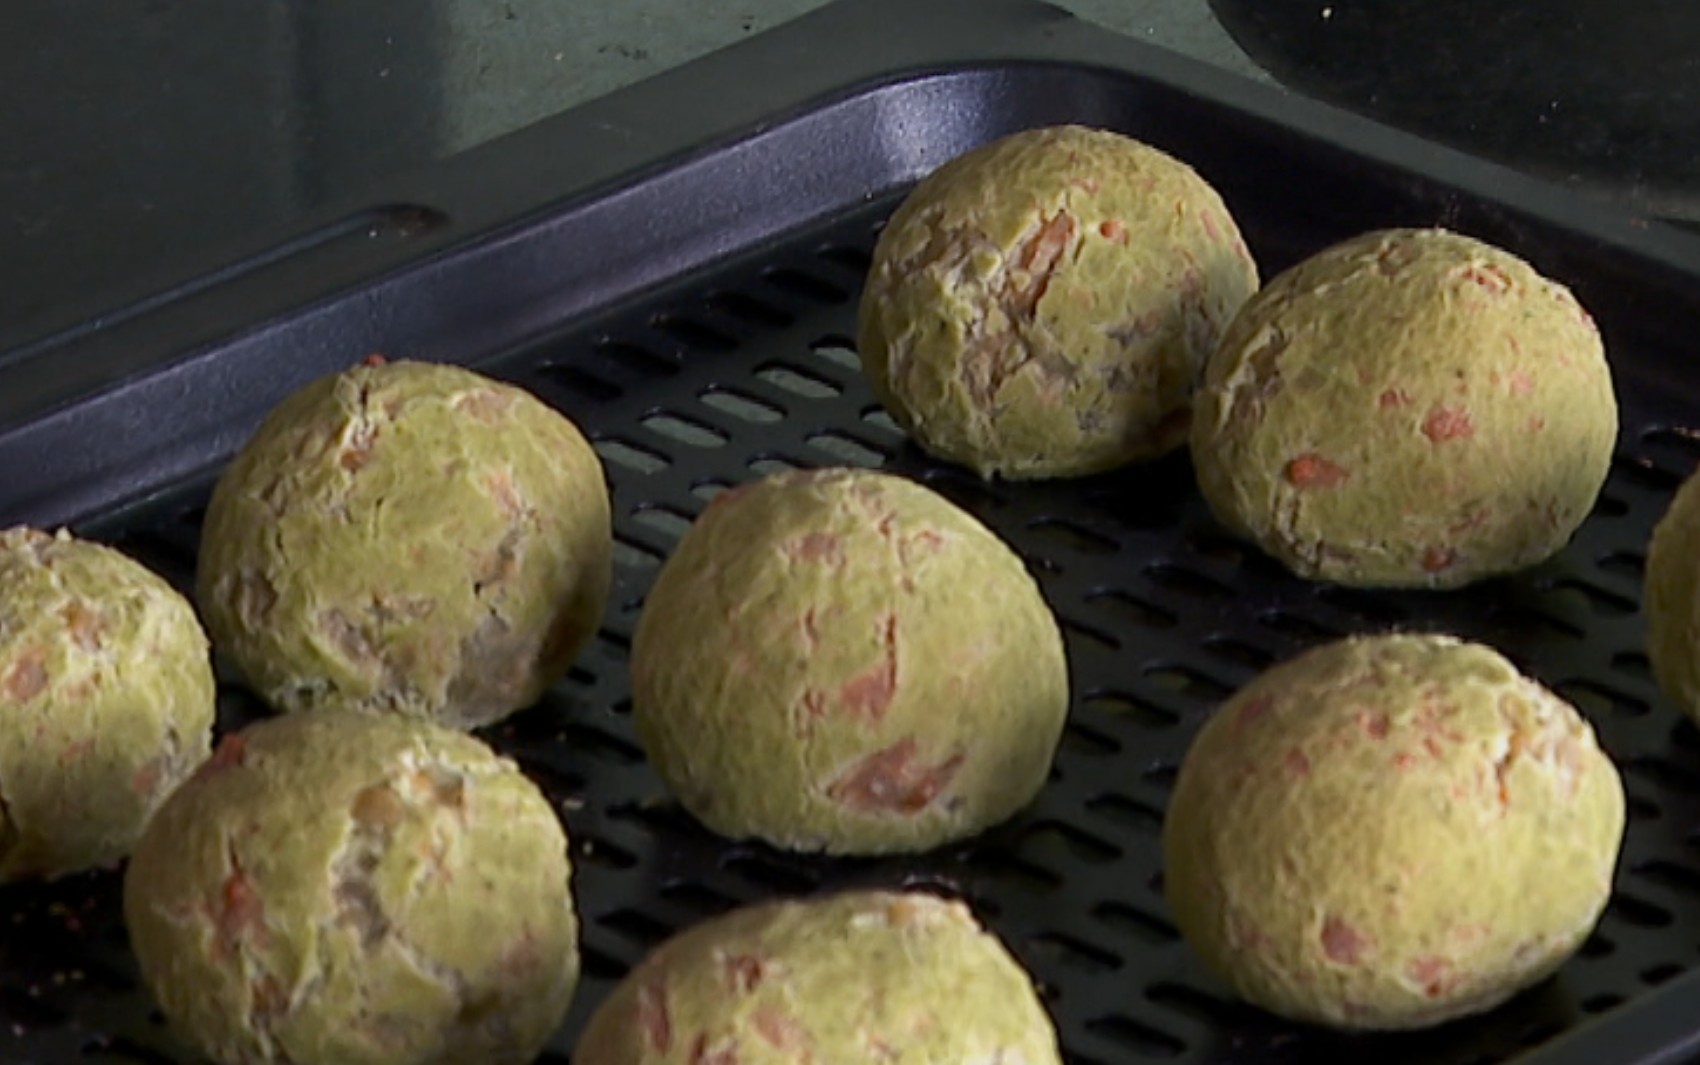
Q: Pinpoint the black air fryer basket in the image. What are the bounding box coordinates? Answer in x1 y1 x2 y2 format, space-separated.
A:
4 2 1700 1063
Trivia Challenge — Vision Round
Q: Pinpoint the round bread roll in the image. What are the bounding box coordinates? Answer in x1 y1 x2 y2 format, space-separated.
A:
1190 227 1616 588
1645 467 1700 721
0 527 214 880
1163 633 1625 1030
574 890 1061 1064
631 467 1067 855
858 124 1259 479
124 710 578 1065
197 357 612 730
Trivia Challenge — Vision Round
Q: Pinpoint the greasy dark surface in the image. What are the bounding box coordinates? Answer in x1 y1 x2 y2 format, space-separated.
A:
1210 0 1700 220
0 194 1697 1064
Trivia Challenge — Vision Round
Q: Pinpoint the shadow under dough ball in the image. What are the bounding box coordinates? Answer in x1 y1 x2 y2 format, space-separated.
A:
1190 227 1617 589
0 527 215 880
196 358 612 730
858 124 1259 480
574 890 1061 1064
1163 633 1624 1031
123 710 579 1065
630 467 1068 855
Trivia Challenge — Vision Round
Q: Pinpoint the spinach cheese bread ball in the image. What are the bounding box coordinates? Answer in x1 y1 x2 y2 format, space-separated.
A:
631 467 1068 855
858 124 1260 479
1164 633 1625 1031
197 357 612 730
1191 228 1617 588
1645 466 1700 723
574 890 1061 1065
124 710 579 1065
0 527 215 880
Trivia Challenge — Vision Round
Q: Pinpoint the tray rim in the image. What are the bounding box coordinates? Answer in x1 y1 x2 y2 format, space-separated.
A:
2 2 1699 1062
7 0 1700 432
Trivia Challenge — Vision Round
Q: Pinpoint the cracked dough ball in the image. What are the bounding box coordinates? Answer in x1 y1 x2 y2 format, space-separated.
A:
124 710 578 1065
197 358 612 730
574 890 1061 1064
858 124 1259 479
1164 633 1624 1031
1644 467 1700 724
1191 228 1617 588
0 527 215 880
631 467 1067 855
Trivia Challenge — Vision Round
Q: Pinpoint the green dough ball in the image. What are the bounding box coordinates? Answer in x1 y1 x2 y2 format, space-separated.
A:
197 358 612 729
123 710 579 1065
1163 633 1625 1031
1645 467 1700 721
1191 228 1617 588
574 890 1061 1064
858 124 1259 480
0 527 215 880
631 467 1067 855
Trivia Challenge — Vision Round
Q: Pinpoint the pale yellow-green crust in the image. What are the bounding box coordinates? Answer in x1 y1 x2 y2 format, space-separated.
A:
0 527 215 880
1646 468 1700 723
574 890 1061 1064
1163 633 1625 1031
124 710 579 1065
858 124 1259 480
631 467 1068 855
197 358 612 730
1190 228 1617 588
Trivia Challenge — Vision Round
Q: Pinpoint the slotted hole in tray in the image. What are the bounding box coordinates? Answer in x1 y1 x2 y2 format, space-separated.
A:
815 243 873 273
1089 903 1178 949
705 289 794 328
1552 677 1651 720
640 411 729 447
1144 561 1235 601
806 429 888 466
1256 608 1345 643
650 312 737 352
809 334 862 370
1641 425 1700 465
1082 689 1181 730
860 407 902 438
596 907 677 950
595 338 680 379
1086 792 1165 835
1027 932 1122 975
611 534 664 571
1591 493 1632 519
1084 1013 1187 1058
1086 589 1179 630
700 386 785 423
538 361 622 402
629 502 696 542
755 361 840 398
574 831 639 871
592 436 670 474
1612 454 1685 493
1028 517 1118 557
761 265 849 303
749 452 808 477
1144 663 1235 703
1597 550 1646 579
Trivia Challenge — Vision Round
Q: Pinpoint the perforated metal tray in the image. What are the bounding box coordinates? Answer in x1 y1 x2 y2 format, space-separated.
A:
6 2 1700 1063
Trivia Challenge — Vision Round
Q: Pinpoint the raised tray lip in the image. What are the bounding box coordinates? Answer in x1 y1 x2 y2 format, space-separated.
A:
3 2 1700 1062
6 0 1700 434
